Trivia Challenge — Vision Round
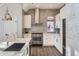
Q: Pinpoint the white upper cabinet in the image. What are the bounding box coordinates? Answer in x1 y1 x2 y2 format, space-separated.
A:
55 13 60 28
24 15 31 28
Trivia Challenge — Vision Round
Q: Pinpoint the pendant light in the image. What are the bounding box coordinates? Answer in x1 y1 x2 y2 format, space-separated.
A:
4 6 12 21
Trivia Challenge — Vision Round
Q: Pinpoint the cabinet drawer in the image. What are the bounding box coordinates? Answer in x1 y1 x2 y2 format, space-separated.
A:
24 34 31 38
43 38 53 45
43 33 54 46
43 41 53 46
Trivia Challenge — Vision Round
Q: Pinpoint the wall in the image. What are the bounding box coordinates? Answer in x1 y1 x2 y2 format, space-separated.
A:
25 9 35 25
26 9 59 24
0 18 4 40
60 4 72 55
0 3 23 41
66 4 79 56
60 3 79 56
25 9 59 32
40 9 59 23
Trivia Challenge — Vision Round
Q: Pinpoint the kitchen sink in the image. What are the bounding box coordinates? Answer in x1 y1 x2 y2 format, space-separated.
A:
4 43 25 51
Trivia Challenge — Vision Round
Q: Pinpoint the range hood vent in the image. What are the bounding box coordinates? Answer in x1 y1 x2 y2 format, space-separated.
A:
35 8 40 24
32 8 43 25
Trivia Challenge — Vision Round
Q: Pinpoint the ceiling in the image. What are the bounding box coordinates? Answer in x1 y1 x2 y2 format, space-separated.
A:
23 3 65 12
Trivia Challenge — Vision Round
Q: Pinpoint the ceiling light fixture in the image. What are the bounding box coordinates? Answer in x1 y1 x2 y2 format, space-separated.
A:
4 6 12 21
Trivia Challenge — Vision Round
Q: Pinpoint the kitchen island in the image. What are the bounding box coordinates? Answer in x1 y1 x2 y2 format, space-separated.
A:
0 38 31 56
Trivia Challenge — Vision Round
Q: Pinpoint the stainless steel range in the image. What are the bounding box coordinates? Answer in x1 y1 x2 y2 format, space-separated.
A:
31 33 43 45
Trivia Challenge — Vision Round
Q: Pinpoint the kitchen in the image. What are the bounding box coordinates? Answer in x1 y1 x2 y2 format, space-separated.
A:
23 3 63 56
0 3 64 56
0 3 79 56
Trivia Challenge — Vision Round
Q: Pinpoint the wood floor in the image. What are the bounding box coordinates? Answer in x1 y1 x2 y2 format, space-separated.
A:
30 45 62 56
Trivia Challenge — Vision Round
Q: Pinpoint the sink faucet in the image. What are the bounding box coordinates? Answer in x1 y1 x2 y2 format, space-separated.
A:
7 33 16 40
10 33 16 40
5 34 9 46
5 33 16 46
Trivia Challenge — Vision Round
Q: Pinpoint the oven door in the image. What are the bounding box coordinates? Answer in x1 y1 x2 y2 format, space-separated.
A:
31 33 43 45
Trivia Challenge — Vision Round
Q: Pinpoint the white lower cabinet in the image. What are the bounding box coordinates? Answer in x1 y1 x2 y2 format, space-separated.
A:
43 33 55 46
21 44 29 56
43 33 62 53
24 33 31 38
54 34 63 54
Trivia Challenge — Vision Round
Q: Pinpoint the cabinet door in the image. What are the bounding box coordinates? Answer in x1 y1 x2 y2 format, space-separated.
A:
24 15 31 28
43 33 54 46
54 34 62 53
55 13 60 28
24 34 31 38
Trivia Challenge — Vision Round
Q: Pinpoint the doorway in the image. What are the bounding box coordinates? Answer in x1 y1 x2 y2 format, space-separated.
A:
62 18 66 56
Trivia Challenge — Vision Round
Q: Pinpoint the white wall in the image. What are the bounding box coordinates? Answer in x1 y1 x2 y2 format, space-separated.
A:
0 3 23 41
66 4 79 56
60 4 73 56
60 3 79 56
0 18 4 40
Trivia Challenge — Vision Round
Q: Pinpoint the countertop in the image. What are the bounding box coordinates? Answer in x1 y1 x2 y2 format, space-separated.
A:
0 43 29 56
0 38 31 56
0 38 31 43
